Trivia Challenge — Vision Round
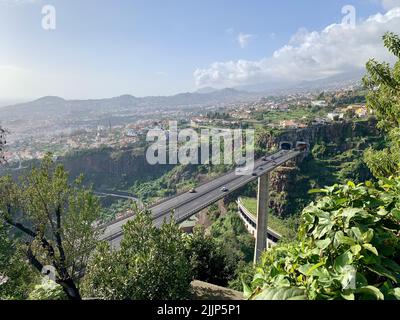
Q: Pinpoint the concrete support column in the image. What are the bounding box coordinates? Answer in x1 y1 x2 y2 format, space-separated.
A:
254 172 270 264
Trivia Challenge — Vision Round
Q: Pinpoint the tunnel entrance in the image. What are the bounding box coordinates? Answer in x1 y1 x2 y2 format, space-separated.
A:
296 141 309 152
280 141 292 150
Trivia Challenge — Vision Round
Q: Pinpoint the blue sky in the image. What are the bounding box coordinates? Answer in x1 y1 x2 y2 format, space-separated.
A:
0 0 399 100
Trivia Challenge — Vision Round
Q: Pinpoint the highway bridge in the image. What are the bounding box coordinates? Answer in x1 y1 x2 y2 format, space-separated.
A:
101 148 304 262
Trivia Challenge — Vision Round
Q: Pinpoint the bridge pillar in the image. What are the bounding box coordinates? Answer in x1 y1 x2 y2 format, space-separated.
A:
254 172 270 264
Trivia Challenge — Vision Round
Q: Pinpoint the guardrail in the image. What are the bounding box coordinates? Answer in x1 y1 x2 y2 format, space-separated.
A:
237 198 282 243
102 149 302 243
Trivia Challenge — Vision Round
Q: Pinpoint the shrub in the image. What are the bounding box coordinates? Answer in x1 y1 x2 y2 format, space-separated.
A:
246 178 400 300
82 210 192 300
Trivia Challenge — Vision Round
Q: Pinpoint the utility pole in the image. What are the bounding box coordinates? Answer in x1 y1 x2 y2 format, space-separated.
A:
254 172 270 264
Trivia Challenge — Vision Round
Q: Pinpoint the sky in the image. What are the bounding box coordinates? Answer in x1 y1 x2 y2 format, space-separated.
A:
0 0 399 102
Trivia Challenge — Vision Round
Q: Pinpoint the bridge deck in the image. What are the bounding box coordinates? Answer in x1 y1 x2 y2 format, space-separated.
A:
102 149 301 247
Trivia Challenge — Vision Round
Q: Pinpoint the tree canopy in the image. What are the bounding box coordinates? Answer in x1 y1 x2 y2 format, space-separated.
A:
82 208 192 300
246 179 400 300
0 154 102 300
0 222 38 300
363 32 400 177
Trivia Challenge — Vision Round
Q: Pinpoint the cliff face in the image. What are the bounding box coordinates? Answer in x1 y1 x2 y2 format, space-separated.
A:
270 119 379 151
61 148 174 190
266 119 380 217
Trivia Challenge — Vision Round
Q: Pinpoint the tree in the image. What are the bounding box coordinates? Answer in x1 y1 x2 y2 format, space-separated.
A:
210 211 255 265
363 32 400 177
184 227 230 286
246 180 400 300
82 208 192 300
0 154 102 300
0 222 38 300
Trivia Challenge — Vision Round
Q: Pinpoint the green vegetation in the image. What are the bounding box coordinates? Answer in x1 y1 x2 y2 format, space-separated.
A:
28 278 67 300
252 105 330 125
0 223 38 300
239 197 298 240
246 180 400 300
0 154 102 300
210 210 255 271
82 208 192 300
131 163 231 205
131 165 197 203
244 32 400 301
100 199 133 222
183 206 255 291
285 130 379 215
363 32 400 178
2 32 399 303
184 228 232 287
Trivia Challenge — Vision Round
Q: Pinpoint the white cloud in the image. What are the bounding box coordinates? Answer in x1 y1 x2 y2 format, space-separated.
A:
194 8 400 88
380 0 400 10
237 33 255 48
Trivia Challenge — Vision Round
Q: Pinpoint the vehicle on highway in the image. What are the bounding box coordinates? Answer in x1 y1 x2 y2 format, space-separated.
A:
221 186 229 192
189 188 196 193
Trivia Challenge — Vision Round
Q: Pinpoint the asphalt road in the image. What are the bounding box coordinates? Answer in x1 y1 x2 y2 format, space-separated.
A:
101 149 301 247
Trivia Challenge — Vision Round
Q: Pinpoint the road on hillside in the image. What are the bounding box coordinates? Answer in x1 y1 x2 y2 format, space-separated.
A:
101 149 301 247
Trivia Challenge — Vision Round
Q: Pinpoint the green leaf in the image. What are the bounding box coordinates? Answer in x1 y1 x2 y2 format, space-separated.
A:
350 244 362 256
363 243 378 256
350 227 363 242
382 258 400 273
334 251 353 273
356 286 384 300
307 261 326 276
254 287 307 300
316 238 331 250
302 212 315 231
347 181 356 188
334 231 356 247
298 264 313 276
388 288 400 300
391 208 400 220
308 189 329 194
362 229 374 243
242 279 253 299
367 264 398 283
355 273 368 288
315 211 332 225
377 207 388 217
341 291 355 300
343 208 364 226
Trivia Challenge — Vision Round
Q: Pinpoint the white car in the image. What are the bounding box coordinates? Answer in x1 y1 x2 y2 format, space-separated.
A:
221 186 229 192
